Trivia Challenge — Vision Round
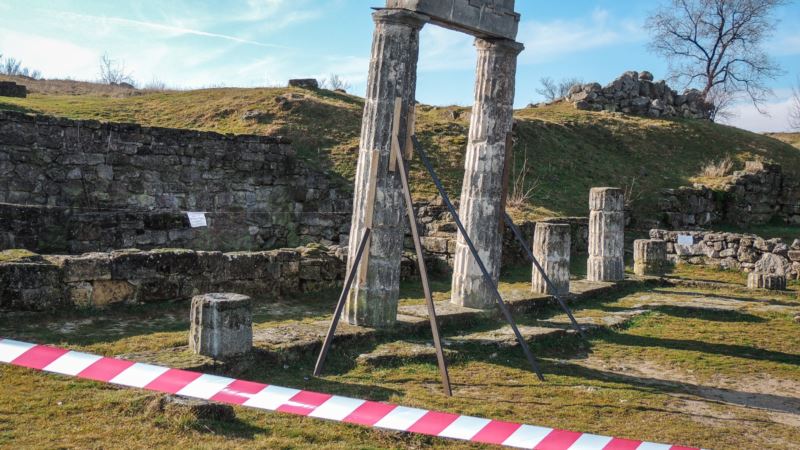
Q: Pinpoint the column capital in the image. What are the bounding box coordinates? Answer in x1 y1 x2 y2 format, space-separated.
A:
373 8 429 29
474 37 524 55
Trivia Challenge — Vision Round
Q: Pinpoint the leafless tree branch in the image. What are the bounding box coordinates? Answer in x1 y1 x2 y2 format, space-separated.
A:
791 76 800 130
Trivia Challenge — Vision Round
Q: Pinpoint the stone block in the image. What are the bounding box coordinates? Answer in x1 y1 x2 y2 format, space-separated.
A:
531 223 570 295
189 293 253 359
587 187 625 282
633 239 668 276
386 0 520 40
747 272 786 290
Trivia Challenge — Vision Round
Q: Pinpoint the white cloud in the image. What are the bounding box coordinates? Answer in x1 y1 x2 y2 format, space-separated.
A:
518 8 645 64
721 94 797 133
0 29 98 79
418 26 476 72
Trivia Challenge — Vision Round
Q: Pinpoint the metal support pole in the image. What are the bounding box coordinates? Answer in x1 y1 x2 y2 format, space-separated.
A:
394 136 453 396
411 136 545 381
313 228 372 377
502 213 586 339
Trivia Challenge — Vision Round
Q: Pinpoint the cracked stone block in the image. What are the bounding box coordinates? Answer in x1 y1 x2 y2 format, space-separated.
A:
189 293 253 359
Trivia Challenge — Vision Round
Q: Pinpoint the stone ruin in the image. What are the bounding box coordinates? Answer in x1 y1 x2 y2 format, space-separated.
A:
0 81 27 98
566 70 714 119
344 0 524 327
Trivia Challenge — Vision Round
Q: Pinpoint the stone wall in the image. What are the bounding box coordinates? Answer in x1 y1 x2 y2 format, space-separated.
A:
0 82 26 98
0 111 352 252
659 161 800 229
650 229 800 280
567 71 714 120
0 245 346 311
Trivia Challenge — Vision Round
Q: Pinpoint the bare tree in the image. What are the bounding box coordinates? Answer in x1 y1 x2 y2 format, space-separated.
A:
536 76 583 102
791 76 800 130
98 52 134 86
0 54 41 79
646 0 786 117
321 74 351 92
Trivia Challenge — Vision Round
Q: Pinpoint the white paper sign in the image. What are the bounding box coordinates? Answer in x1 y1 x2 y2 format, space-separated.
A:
677 235 694 246
187 212 207 228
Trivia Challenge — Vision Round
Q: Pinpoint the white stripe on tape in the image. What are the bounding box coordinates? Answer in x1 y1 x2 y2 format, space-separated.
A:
0 339 36 363
244 385 300 410
110 363 170 388
438 415 491 440
502 424 553 449
636 443 673 450
43 351 103 376
176 374 235 400
308 396 365 421
373 406 429 431
568 433 614 450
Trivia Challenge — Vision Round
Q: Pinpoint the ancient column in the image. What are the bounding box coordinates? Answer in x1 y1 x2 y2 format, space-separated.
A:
747 253 788 290
587 187 625 282
633 239 667 276
451 38 524 309
344 9 427 328
531 223 571 295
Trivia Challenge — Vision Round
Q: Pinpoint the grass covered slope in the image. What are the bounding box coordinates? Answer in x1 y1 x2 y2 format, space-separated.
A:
2 76 798 220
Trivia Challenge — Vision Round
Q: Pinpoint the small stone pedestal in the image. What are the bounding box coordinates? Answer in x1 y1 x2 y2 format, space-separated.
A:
746 253 788 291
531 223 571 295
633 239 667 276
189 293 253 359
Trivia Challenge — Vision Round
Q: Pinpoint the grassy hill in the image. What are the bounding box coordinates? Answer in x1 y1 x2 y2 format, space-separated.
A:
2 75 799 221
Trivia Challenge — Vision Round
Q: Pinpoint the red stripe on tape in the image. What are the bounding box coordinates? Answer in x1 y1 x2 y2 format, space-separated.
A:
535 429 583 450
77 357 136 382
145 368 203 394
277 390 332 416
407 410 460 436
471 420 522 445
210 379 267 405
343 401 397 426
602 437 643 450
11 345 69 370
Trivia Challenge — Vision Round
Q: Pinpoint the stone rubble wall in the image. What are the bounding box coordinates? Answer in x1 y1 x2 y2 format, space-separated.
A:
567 71 714 120
659 161 800 229
0 245 347 311
0 111 352 252
650 229 800 280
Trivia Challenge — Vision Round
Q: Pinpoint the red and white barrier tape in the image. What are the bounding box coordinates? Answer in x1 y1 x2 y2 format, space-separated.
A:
0 338 702 449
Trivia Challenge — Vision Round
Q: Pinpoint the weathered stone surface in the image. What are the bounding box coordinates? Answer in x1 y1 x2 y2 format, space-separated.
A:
587 188 625 282
0 81 26 98
531 223 570 295
189 293 253 359
147 395 236 422
633 239 667 276
451 38 522 309
566 71 713 119
288 79 319 89
386 0 520 40
345 9 427 327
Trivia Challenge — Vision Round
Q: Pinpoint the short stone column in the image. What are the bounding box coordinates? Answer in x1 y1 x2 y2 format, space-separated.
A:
747 253 787 290
189 293 253 359
344 9 427 327
531 223 571 295
587 187 625 282
451 38 524 309
633 239 668 276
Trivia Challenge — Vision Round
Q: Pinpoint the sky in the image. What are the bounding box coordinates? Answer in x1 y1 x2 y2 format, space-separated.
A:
0 0 799 132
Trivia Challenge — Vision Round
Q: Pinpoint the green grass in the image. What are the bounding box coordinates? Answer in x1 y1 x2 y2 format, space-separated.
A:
3 80 799 222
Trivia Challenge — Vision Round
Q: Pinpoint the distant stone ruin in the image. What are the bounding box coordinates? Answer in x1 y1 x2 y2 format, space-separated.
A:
0 81 26 98
566 71 714 120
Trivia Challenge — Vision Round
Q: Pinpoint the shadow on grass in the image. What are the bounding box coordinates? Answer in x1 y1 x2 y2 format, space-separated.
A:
653 289 800 307
648 305 766 323
0 102 35 114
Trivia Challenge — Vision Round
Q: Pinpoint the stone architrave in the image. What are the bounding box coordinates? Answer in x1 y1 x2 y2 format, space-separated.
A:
344 9 428 327
587 187 625 282
633 239 668 276
189 293 253 359
531 223 571 295
451 38 524 309
747 253 788 290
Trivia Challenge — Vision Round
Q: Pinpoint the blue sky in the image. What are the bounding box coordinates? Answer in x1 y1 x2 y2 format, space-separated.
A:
0 0 798 131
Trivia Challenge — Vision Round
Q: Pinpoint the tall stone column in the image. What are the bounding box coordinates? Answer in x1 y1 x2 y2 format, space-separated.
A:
451 38 523 309
587 187 625 282
532 223 571 295
344 9 427 328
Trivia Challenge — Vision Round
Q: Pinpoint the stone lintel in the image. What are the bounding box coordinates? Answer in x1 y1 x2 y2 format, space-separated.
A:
384 0 520 40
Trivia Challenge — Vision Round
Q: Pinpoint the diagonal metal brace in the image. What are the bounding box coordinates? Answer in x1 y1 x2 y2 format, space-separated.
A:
411 135 545 381
502 213 586 340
